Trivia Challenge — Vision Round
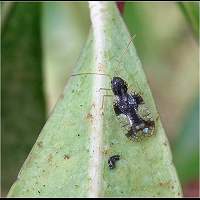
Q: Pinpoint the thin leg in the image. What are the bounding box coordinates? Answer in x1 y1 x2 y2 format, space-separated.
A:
99 88 112 92
132 93 144 105
101 94 113 110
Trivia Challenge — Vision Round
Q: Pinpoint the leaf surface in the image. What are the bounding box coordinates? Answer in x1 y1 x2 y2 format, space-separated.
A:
8 2 182 197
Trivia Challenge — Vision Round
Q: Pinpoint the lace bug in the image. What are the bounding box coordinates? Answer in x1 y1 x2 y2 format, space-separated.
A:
71 35 155 141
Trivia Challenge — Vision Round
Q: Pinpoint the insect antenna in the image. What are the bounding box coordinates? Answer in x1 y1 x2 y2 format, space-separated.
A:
111 34 136 76
71 72 111 79
71 34 136 80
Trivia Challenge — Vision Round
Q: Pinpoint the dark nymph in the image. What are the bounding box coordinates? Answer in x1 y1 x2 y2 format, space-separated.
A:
108 155 120 169
111 76 155 140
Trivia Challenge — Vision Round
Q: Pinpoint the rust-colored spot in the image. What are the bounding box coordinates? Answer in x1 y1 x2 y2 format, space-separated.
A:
64 154 70 160
159 182 163 186
86 112 93 123
102 147 111 155
48 154 53 163
37 141 43 148
103 149 109 155
159 181 171 188
97 63 105 73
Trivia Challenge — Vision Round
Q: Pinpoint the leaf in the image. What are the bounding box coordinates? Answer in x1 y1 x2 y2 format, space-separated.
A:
178 2 199 40
2 2 46 196
1 2 15 32
8 2 182 197
172 96 199 184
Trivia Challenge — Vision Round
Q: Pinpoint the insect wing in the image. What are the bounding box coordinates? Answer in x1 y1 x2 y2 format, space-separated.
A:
137 103 155 137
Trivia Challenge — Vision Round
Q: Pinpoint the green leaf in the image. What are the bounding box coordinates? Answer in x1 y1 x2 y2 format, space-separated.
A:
1 2 15 32
8 2 182 197
2 2 46 195
178 2 199 40
172 96 199 184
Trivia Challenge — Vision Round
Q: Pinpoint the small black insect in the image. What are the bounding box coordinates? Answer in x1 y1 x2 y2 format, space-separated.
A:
108 155 120 169
111 77 155 140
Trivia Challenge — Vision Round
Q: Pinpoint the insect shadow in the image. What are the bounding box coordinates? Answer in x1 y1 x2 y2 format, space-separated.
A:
71 35 155 141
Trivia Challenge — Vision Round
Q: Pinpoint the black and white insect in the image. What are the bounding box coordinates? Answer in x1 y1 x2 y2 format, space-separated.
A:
71 35 155 140
111 76 155 141
108 155 120 169
71 74 155 141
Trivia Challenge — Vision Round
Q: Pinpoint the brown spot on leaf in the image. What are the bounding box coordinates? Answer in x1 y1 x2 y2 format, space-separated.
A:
64 154 70 160
86 112 93 123
37 141 43 148
103 149 109 155
159 181 171 188
97 63 105 73
48 154 53 163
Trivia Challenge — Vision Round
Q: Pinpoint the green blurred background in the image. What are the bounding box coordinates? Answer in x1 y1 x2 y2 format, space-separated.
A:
1 2 199 197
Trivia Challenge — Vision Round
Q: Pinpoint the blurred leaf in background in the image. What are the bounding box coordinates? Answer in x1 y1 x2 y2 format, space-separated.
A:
42 2 90 113
1 2 46 196
178 2 199 41
172 95 199 196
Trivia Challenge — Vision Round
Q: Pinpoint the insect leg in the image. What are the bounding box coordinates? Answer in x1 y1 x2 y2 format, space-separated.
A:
101 94 113 110
132 92 144 105
99 88 112 92
125 126 137 139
